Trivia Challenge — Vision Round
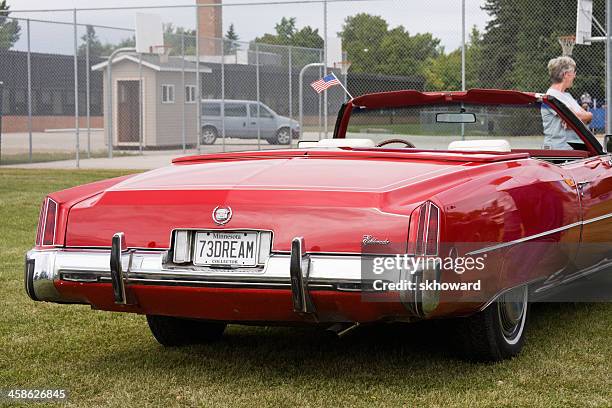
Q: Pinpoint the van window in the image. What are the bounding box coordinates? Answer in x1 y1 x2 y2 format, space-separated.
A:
225 103 247 117
202 103 221 116
250 104 274 118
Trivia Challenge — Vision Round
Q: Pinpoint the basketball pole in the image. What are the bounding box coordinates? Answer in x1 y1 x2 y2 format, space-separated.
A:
607 0 611 134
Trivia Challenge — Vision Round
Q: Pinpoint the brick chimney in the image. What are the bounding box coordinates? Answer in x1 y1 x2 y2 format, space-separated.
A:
197 0 223 55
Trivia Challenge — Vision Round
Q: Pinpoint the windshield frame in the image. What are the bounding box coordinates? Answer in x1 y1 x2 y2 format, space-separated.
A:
333 89 603 156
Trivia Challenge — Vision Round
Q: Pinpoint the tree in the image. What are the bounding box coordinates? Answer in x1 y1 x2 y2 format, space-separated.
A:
338 14 388 73
424 49 462 91
339 13 441 79
424 26 482 91
78 25 105 57
163 23 196 55
0 0 20 50
224 23 239 54
478 0 605 98
255 17 323 49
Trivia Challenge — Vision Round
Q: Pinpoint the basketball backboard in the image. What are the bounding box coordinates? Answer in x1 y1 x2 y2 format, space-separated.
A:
326 37 343 68
135 13 164 54
576 0 593 45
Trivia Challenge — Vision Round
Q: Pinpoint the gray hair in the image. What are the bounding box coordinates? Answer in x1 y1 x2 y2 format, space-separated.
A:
547 56 577 83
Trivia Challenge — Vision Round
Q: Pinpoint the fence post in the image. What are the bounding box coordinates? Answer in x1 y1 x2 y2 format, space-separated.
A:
323 0 328 138
86 32 91 158
342 50 348 102
196 9 201 153
138 52 143 154
607 0 612 134
288 46 293 140
27 18 32 162
256 43 261 150
461 0 466 141
0 81 3 164
221 37 226 152
181 32 186 153
73 9 80 168
107 54 112 158
318 51 323 140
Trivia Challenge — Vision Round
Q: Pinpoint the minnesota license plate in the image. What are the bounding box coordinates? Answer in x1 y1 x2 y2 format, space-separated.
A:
193 231 258 266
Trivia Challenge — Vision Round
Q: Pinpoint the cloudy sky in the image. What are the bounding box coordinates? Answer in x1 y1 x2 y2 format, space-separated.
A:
8 0 491 54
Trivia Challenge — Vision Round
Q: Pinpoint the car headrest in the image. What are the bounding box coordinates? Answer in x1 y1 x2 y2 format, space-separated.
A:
448 139 511 152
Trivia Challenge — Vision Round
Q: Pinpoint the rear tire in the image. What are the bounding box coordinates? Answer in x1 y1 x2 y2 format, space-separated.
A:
452 285 529 361
146 315 226 347
201 126 218 145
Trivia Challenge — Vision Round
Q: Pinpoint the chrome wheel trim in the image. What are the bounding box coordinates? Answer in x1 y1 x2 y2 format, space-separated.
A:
202 128 216 144
497 285 528 345
277 128 291 144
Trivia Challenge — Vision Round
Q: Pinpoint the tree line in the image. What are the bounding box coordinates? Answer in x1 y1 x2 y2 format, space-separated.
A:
0 0 606 98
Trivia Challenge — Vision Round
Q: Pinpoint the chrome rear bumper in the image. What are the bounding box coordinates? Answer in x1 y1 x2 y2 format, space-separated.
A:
25 233 444 320
25 246 364 304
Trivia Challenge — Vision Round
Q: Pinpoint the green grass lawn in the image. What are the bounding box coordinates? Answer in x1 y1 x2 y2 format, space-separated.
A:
1 169 611 407
0 151 136 166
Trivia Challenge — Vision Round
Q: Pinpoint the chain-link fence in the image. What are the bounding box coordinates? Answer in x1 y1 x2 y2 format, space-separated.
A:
0 0 607 166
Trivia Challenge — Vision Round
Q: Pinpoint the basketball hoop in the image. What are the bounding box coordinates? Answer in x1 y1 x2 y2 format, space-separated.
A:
558 35 576 56
333 60 352 76
149 45 172 63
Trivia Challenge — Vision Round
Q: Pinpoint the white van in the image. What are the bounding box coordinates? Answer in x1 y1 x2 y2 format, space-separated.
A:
200 100 300 145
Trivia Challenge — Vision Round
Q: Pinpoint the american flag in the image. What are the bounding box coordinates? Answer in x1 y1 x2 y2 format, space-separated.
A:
310 73 340 93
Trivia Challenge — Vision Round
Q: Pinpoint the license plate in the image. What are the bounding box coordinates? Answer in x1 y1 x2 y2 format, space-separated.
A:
193 231 258 267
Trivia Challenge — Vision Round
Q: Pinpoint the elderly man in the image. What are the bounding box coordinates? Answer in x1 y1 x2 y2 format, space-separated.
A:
541 56 593 150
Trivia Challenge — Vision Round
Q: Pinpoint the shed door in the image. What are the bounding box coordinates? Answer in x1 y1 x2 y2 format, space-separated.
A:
117 80 140 143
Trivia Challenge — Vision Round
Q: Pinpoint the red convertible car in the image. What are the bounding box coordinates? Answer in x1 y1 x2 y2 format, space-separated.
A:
25 89 612 361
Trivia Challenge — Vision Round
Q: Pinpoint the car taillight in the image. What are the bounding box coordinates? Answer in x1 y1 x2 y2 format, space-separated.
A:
407 201 440 256
38 197 58 246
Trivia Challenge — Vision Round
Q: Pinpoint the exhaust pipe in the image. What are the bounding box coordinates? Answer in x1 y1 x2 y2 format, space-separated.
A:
326 322 360 338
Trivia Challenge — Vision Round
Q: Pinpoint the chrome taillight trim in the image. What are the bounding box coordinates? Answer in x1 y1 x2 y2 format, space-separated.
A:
408 201 440 257
35 199 45 246
41 197 58 247
425 203 440 256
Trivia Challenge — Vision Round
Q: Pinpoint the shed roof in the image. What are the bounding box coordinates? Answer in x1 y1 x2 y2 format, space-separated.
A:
91 54 212 73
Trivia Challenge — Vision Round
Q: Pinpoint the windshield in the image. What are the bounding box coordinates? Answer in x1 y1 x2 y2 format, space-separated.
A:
346 102 585 151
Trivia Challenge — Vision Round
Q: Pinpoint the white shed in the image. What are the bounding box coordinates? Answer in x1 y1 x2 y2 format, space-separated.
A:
92 54 212 148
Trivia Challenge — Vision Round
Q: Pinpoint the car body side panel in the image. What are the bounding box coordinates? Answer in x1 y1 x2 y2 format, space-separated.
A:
427 158 582 317
562 155 612 276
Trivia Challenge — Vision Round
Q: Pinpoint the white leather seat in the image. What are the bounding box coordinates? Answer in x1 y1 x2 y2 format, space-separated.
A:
315 138 376 148
298 138 376 149
448 139 511 152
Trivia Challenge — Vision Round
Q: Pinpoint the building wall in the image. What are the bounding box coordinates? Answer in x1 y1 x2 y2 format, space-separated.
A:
101 60 158 147
155 71 198 146
197 0 222 55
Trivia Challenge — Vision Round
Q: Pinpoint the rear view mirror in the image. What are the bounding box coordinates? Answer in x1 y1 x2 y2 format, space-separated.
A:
605 135 612 153
436 112 476 123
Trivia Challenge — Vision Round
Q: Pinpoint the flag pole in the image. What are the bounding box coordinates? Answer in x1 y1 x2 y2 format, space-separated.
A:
330 72 354 100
